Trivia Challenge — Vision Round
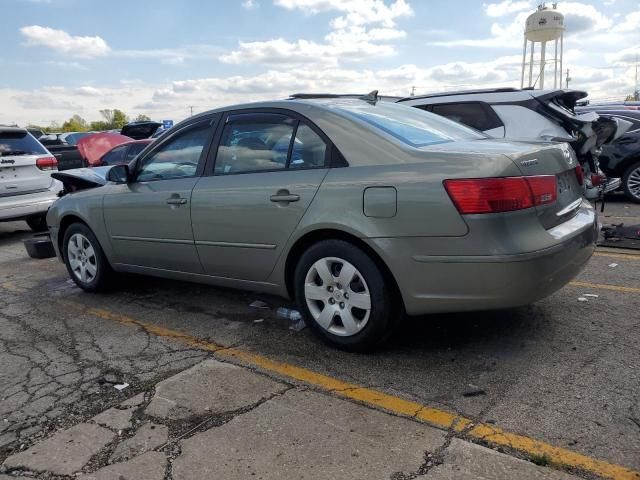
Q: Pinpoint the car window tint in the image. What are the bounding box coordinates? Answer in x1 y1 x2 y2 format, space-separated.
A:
430 103 503 131
0 130 48 155
290 124 327 169
136 125 209 182
125 142 148 162
215 119 294 174
101 145 127 165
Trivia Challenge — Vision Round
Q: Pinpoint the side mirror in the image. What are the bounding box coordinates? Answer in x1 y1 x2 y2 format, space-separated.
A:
106 164 130 184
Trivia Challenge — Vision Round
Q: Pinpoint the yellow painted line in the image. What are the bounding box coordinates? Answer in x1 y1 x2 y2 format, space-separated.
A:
594 252 640 260
77 304 639 480
569 281 640 294
0 281 28 294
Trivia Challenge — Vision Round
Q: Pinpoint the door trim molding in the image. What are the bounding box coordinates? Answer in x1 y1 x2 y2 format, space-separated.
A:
195 240 277 250
112 235 194 245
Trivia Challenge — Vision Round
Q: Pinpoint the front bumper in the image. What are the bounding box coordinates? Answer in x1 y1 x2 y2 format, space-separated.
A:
368 201 597 316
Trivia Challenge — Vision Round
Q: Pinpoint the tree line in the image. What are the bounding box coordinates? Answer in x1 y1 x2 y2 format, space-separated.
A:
28 110 151 134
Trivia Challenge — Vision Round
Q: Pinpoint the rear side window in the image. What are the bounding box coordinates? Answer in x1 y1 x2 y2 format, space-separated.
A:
290 124 327 169
215 114 295 174
430 102 503 131
0 130 47 156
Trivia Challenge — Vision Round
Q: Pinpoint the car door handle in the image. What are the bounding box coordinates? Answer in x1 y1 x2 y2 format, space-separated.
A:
166 197 187 205
270 192 300 203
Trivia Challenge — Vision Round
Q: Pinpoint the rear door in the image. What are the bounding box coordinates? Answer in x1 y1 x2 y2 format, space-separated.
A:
0 129 54 197
430 102 506 137
191 110 330 281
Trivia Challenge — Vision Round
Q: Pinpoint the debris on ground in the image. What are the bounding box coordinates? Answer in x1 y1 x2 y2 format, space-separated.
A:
578 297 588 302
583 294 599 298
114 383 129 391
609 263 618 268
462 384 486 397
289 318 307 332
253 318 265 323
249 300 269 309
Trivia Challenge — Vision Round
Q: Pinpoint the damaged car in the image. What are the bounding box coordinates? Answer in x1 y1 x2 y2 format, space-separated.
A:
47 96 597 350
397 88 630 200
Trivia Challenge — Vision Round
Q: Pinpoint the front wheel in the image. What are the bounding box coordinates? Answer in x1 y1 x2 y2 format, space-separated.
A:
62 223 113 292
622 161 640 203
294 240 396 351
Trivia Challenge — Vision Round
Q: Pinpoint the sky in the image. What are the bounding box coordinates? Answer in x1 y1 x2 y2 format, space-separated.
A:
2 0 640 126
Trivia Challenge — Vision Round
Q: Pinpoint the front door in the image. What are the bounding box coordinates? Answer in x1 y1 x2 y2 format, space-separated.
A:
191 112 330 281
103 119 216 272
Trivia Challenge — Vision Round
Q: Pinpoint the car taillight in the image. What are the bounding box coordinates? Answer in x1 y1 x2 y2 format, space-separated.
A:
575 165 584 185
590 173 603 186
36 156 58 171
443 176 557 214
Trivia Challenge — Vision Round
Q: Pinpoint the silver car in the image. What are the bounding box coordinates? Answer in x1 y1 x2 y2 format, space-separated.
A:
47 97 597 350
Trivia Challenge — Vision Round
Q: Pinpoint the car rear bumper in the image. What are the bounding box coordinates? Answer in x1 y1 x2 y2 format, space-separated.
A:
368 200 597 316
0 188 59 222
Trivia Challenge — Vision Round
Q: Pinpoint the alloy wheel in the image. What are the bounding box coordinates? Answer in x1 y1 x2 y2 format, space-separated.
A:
67 233 98 283
304 257 372 337
627 166 640 200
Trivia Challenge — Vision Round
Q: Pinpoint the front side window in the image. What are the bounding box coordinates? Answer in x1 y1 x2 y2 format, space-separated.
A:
215 115 295 174
290 124 327 169
333 101 486 148
136 124 210 182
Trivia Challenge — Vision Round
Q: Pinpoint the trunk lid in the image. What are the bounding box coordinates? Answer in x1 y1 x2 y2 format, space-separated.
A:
503 141 583 229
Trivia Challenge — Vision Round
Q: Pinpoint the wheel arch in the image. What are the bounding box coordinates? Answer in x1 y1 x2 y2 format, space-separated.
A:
57 214 90 260
284 228 405 312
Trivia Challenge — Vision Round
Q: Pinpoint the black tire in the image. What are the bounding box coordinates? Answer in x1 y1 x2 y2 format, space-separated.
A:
62 223 113 292
622 161 640 203
293 239 395 351
26 214 48 232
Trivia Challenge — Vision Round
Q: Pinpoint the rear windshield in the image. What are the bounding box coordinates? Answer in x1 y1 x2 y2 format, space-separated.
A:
332 101 486 147
0 130 48 156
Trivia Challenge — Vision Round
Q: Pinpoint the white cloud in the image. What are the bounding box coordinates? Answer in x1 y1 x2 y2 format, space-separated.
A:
20 25 111 58
222 0 412 66
613 10 640 32
484 0 530 17
242 0 259 8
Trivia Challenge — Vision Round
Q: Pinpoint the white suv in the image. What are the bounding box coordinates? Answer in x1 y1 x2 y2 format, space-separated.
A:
1 127 61 231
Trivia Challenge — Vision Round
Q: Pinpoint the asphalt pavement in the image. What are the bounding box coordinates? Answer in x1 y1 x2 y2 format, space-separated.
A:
0 195 638 479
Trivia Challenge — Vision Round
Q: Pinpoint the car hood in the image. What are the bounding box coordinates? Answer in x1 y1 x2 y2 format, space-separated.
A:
51 166 111 194
77 133 132 166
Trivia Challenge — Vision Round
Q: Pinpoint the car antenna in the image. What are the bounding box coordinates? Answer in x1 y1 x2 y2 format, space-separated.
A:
359 90 379 104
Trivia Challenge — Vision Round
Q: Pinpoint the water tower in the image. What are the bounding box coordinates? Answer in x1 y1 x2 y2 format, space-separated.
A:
521 3 565 89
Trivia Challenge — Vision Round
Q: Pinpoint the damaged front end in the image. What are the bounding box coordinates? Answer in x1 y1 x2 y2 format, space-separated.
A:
51 166 111 197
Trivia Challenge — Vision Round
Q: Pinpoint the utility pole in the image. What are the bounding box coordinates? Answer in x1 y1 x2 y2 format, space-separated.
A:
635 54 638 100
410 86 416 96
188 106 194 117
565 68 571 88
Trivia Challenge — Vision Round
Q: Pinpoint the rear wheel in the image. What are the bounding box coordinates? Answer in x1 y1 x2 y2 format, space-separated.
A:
26 214 47 232
622 161 640 203
294 240 395 351
62 223 113 292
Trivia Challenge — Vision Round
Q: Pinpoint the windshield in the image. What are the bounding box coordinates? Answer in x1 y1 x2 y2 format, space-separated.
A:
0 130 48 156
332 101 486 147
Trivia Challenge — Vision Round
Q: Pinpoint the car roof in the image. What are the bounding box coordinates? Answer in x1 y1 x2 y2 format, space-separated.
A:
396 88 587 103
0 126 27 133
